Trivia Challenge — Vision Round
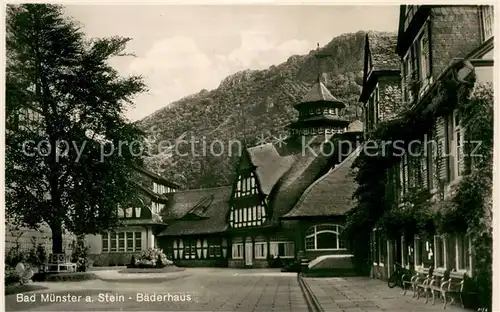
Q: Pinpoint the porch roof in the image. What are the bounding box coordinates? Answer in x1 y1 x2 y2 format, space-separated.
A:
158 186 232 236
281 146 360 219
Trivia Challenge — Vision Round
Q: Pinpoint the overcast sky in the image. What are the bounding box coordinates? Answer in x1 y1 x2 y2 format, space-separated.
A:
64 5 400 121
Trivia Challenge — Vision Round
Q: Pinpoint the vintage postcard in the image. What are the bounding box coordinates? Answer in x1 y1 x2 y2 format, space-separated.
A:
4 3 495 312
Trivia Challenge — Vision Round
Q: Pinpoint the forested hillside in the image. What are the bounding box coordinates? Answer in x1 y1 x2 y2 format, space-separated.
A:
137 31 393 189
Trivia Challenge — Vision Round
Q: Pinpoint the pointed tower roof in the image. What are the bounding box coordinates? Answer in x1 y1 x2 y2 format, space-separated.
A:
296 43 345 108
300 81 342 103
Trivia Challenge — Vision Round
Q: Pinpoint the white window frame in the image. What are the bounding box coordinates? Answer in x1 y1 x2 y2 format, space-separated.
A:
269 241 295 259
254 242 267 259
418 27 431 93
102 232 142 253
480 5 494 41
434 235 447 269
451 110 463 181
102 234 109 252
455 234 473 275
414 236 434 268
304 224 346 251
118 232 125 252
402 20 433 101
402 53 413 104
232 243 244 259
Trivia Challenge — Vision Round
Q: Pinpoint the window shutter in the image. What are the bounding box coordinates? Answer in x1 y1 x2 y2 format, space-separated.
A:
421 149 428 189
411 44 419 81
421 25 431 80
407 156 414 188
404 154 409 193
435 117 448 185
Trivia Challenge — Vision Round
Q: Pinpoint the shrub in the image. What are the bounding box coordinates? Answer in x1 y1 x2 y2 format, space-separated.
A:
5 268 21 286
25 244 47 268
134 248 172 268
5 265 32 286
5 248 27 268
33 272 99 282
70 237 91 272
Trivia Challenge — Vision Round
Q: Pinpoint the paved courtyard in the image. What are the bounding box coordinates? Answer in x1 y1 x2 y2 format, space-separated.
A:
302 276 469 312
5 268 306 312
5 269 472 312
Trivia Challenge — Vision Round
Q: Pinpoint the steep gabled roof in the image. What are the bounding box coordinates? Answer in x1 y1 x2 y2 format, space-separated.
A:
265 135 347 225
158 186 232 236
282 146 360 219
134 166 181 189
133 181 169 204
246 143 296 195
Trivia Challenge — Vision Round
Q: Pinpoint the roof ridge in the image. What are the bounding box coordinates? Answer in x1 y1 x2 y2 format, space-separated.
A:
290 146 361 211
133 166 181 187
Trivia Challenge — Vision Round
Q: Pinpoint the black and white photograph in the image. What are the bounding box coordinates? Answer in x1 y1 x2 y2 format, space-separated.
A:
3 3 495 312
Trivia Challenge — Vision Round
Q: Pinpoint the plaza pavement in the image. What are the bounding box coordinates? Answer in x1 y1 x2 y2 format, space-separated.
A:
301 276 470 312
5 268 307 312
5 268 472 312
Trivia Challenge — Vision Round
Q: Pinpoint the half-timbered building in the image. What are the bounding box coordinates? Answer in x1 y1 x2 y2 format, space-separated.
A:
86 168 180 266
154 47 364 270
158 187 232 267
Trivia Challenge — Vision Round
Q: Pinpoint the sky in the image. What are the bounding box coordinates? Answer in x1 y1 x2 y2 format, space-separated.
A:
64 5 400 121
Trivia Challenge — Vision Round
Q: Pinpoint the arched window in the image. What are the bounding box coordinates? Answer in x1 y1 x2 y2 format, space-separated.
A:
305 224 346 251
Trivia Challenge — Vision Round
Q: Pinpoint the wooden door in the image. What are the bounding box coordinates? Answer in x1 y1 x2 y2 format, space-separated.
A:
245 239 253 266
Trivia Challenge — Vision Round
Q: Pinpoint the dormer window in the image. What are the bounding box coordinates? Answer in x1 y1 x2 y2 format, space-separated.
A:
117 207 124 218
151 202 164 214
480 6 494 41
125 207 133 218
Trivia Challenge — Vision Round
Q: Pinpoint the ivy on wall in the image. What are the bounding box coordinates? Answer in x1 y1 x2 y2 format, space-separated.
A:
345 67 493 309
444 83 493 310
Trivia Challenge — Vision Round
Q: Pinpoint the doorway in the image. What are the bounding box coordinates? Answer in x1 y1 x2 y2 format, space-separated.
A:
245 238 253 266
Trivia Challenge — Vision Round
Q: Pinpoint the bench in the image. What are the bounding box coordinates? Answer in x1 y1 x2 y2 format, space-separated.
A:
429 268 448 306
440 271 467 309
401 267 414 296
405 266 429 298
414 267 433 302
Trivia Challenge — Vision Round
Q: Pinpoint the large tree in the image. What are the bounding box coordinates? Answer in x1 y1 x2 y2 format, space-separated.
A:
6 4 147 253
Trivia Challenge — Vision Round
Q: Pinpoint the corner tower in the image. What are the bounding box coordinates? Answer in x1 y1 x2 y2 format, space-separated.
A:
286 44 350 143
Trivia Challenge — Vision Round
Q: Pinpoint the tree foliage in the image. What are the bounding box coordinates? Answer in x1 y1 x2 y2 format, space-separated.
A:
5 4 147 253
